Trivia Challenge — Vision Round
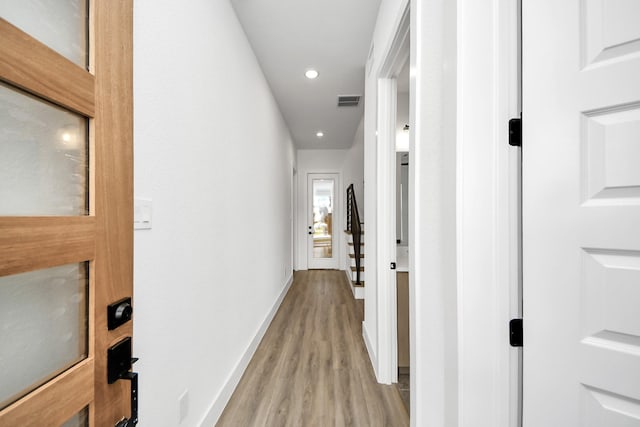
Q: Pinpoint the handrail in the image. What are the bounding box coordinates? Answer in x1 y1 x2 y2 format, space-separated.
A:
346 184 362 286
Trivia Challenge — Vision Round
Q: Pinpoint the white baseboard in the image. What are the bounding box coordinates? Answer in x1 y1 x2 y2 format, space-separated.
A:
198 273 294 427
362 321 378 379
343 269 364 300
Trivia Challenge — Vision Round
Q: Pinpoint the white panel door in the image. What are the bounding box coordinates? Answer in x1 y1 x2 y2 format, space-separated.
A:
523 0 640 425
307 173 340 269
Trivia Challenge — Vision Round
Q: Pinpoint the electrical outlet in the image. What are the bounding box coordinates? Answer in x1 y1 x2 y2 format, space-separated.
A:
178 390 189 423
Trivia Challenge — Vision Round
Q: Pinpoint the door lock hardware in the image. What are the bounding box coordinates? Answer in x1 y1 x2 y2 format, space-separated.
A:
509 318 523 347
114 372 138 427
108 337 139 426
508 117 522 147
108 297 133 330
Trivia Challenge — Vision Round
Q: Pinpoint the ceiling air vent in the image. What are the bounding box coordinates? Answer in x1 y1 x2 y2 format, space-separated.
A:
337 95 361 107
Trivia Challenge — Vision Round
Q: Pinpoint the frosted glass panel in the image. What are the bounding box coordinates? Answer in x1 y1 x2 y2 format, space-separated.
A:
62 406 89 427
0 82 88 215
0 263 88 410
0 0 88 67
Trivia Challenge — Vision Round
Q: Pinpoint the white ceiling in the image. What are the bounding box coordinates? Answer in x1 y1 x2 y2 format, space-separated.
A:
231 0 382 150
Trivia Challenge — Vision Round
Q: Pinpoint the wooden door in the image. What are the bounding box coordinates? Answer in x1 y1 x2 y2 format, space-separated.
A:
523 0 640 424
0 1 133 425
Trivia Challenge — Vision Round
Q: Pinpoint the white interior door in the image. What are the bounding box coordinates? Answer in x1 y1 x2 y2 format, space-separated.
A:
523 0 640 425
307 173 339 269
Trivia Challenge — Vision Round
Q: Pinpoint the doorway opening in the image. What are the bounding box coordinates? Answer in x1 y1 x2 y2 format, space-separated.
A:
373 0 410 411
395 59 411 411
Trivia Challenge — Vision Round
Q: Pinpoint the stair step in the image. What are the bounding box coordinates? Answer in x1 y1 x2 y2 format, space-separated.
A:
349 254 364 259
350 266 364 272
352 280 365 287
348 242 364 246
344 229 365 235
350 270 365 281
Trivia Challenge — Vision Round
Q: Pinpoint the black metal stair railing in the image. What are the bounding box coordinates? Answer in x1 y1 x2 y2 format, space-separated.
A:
346 184 362 286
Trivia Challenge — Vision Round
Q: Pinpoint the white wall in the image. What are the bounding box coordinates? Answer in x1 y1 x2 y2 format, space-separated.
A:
454 0 521 425
363 0 519 426
341 118 365 271
342 117 365 222
410 0 459 423
133 1 295 426
295 149 346 270
362 0 408 384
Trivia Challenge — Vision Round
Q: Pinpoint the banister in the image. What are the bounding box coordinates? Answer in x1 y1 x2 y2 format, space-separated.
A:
346 184 362 286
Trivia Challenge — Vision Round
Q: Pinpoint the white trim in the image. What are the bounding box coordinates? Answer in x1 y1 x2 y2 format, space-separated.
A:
410 0 457 422
455 0 521 425
362 320 378 379
372 1 410 386
344 269 365 300
198 273 294 427
406 0 520 424
375 78 398 385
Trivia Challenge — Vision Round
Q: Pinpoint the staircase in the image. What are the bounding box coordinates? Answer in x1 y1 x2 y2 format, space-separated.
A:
345 184 364 299
345 231 364 299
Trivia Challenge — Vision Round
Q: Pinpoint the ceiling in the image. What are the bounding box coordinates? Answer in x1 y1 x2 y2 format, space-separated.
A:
231 0 382 150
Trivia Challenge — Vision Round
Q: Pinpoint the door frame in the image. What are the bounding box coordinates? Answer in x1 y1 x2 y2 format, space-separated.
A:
306 172 341 269
363 0 522 424
374 4 410 385
411 0 521 424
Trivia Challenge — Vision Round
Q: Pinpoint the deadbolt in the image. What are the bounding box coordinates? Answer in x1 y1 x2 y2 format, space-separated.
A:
108 297 133 330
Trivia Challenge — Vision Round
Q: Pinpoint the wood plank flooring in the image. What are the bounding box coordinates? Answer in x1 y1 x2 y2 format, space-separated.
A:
216 270 409 427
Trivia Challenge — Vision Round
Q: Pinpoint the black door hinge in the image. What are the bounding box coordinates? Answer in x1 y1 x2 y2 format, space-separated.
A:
509 118 522 147
509 318 523 347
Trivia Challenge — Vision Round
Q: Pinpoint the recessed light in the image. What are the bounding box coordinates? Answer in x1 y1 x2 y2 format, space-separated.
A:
305 69 319 79
316 131 324 138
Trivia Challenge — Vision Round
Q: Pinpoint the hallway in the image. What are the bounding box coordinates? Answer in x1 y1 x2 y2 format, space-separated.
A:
216 270 408 427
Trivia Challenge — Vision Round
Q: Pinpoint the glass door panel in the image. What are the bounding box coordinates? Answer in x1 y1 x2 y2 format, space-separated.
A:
0 82 88 216
312 179 334 259
0 2 133 424
62 406 89 427
0 0 89 68
0 263 88 409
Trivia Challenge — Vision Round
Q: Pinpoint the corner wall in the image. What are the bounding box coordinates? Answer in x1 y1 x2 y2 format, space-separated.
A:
342 117 365 223
341 117 365 272
133 1 295 426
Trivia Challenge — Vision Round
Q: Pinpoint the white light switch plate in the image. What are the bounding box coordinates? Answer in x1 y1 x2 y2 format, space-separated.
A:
134 198 152 230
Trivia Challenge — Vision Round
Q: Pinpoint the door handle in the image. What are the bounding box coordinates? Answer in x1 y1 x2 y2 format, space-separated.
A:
115 372 138 427
108 337 139 426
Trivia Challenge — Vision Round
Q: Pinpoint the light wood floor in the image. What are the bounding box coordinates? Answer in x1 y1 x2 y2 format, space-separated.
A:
216 270 409 427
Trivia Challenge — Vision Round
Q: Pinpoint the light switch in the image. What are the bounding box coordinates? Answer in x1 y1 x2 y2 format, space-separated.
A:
134 198 152 230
